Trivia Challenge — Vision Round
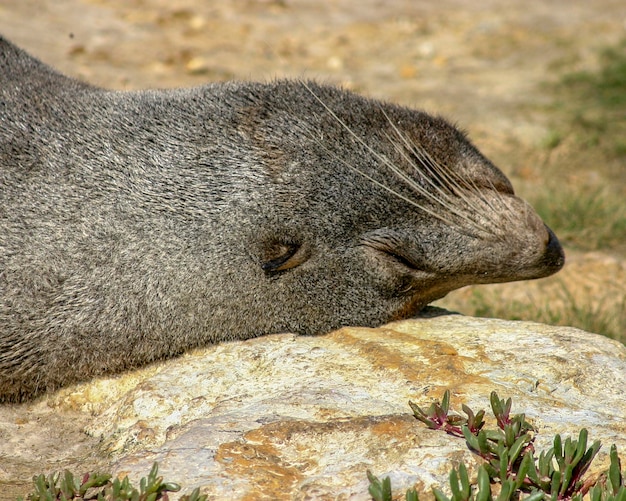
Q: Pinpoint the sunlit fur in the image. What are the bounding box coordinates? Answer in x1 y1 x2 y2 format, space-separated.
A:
0 36 564 402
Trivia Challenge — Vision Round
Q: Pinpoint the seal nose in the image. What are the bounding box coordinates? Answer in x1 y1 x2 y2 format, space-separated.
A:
542 225 565 271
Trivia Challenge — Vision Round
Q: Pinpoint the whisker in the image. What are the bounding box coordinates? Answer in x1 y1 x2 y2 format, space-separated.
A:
382 131 488 233
382 131 456 206
482 176 518 232
376 106 495 233
302 130 460 227
398 127 505 232
412 143 484 213
301 81 486 233
391 125 488 214
455 173 506 229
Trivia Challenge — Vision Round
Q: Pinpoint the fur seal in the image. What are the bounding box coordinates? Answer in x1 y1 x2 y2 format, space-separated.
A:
0 36 564 402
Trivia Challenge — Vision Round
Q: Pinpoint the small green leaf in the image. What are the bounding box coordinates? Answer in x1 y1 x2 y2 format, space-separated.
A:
483 429 505 443
609 444 624 494
497 479 514 501
490 392 503 420
442 390 451 414
367 470 383 501
367 471 393 501
433 488 451 501
524 490 547 501
553 434 564 466
503 398 512 419
476 466 492 501
495 445 508 479
477 431 492 454
515 452 534 490
410 400 441 429
483 462 499 480
524 452 540 485
575 430 589 458
461 404 474 419
539 450 555 478
450 468 462 501
381 476 393 501
181 487 209 501
162 482 181 492
588 484 603 501
79 472 112 495
406 488 420 501
463 425 481 452
560 464 574 496
509 434 531 465
459 463 471 500
550 470 562 500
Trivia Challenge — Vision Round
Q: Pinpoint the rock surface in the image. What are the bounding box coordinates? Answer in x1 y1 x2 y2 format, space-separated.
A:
3 314 625 500
1 0 625 499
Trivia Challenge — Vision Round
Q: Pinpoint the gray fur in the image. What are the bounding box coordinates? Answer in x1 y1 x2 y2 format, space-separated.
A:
0 36 564 402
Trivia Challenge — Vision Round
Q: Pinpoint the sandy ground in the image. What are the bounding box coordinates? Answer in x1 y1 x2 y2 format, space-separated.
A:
0 0 625 498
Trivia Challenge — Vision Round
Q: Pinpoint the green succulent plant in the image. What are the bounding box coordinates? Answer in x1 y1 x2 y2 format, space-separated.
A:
17 462 206 501
368 391 626 501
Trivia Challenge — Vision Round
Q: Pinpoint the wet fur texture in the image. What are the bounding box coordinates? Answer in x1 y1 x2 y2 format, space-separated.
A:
0 36 564 402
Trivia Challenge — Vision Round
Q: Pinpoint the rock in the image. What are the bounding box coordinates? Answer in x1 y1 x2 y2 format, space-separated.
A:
3 314 626 500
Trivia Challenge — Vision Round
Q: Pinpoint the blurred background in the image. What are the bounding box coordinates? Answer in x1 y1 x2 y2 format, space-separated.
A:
1 0 625 342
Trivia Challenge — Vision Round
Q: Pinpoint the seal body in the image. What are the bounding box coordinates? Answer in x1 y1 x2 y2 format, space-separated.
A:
0 36 564 401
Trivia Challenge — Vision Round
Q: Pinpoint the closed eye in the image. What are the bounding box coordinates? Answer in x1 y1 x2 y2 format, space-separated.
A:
261 242 309 274
384 249 422 271
361 236 426 272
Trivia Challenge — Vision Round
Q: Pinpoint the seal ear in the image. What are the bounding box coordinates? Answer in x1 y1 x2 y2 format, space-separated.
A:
261 241 310 274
